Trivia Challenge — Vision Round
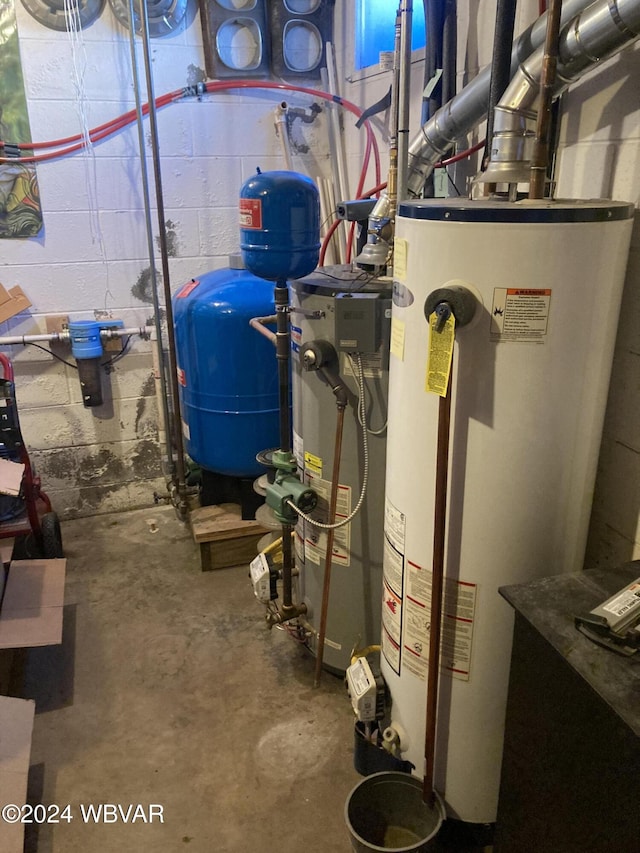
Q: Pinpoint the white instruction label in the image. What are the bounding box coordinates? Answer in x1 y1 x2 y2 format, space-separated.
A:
302 471 351 567
381 498 406 675
342 351 384 380
602 581 640 618
402 561 477 682
384 499 406 553
293 429 304 471
383 536 404 597
490 288 551 342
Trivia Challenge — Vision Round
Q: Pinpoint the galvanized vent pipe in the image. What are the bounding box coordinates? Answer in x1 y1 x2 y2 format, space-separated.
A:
405 0 599 196
483 0 640 185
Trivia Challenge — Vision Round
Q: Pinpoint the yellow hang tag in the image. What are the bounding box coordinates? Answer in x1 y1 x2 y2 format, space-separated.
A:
393 237 408 281
425 312 455 396
390 317 405 361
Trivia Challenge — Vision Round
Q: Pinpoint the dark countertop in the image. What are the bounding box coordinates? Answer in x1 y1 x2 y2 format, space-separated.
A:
500 562 640 736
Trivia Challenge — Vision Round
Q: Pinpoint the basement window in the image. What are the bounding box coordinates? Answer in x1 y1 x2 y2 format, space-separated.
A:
355 0 426 70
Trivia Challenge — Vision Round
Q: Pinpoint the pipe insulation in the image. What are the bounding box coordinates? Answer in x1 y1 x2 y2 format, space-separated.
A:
482 0 519 171
483 0 640 183
405 0 606 196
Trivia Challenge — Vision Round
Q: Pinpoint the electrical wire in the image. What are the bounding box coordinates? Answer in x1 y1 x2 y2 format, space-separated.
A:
446 170 462 196
101 335 132 368
438 139 485 167
347 354 388 435
0 81 382 196
24 342 77 368
23 335 132 370
287 354 369 530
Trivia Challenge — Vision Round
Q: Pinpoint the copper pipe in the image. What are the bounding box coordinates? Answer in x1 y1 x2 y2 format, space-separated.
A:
313 403 346 688
249 315 277 345
423 383 452 807
529 0 563 198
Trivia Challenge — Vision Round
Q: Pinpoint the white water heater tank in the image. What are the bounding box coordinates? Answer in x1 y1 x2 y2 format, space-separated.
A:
381 198 634 823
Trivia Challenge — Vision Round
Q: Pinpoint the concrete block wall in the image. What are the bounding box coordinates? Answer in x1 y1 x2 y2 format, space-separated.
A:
556 46 640 568
4 2 335 518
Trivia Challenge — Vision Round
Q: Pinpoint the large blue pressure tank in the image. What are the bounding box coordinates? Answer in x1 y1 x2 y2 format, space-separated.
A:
239 169 320 281
173 265 279 478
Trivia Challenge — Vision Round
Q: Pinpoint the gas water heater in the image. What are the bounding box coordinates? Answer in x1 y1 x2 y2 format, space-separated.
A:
290 267 391 673
380 198 634 823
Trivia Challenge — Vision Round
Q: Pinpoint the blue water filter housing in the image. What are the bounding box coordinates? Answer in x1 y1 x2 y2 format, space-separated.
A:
172 265 280 478
239 169 320 281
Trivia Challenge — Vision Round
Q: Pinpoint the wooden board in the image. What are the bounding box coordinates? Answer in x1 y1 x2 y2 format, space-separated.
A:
190 503 268 544
200 533 265 572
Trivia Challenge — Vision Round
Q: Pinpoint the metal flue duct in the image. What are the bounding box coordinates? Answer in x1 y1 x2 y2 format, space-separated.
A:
482 0 640 184
404 0 627 196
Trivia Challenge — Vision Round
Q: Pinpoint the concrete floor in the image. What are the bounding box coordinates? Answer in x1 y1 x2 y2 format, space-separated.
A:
5 505 492 853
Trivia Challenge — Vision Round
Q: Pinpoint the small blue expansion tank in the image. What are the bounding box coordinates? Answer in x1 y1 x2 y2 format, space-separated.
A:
239 169 320 281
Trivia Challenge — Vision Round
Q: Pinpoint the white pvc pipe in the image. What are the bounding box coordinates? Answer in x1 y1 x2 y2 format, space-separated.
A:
274 103 294 171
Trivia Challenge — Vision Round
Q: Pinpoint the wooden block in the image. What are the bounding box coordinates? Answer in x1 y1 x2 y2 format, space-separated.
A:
200 533 264 571
190 502 268 544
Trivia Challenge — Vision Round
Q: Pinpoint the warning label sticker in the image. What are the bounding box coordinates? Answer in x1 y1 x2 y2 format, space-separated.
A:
176 279 199 299
302 471 351 566
293 429 303 471
382 580 402 675
490 288 551 342
304 451 323 477
239 197 262 230
342 351 385 380
402 561 477 682
381 499 406 674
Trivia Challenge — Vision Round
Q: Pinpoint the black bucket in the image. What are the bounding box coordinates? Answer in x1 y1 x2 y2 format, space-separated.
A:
345 771 444 852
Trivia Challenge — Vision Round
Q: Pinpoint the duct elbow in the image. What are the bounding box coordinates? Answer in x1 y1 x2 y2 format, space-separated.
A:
406 105 463 197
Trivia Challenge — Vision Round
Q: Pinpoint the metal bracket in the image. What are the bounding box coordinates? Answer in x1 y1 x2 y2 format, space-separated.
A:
289 307 325 320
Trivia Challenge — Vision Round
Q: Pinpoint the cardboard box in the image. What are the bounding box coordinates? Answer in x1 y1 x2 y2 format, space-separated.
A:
0 695 36 853
0 559 66 648
0 284 31 324
0 559 64 850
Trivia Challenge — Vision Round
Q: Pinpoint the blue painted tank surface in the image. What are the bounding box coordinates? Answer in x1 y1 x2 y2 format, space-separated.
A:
173 268 279 477
239 169 320 281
